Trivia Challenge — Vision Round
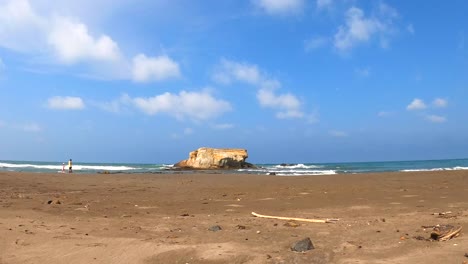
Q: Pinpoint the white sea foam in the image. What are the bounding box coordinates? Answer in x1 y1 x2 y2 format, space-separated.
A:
401 166 468 172
0 162 137 171
0 162 61 170
73 165 136 171
238 167 336 176
273 164 322 169
274 170 337 176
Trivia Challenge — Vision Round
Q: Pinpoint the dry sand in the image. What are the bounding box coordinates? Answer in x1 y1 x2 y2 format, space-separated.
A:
1 170 468 263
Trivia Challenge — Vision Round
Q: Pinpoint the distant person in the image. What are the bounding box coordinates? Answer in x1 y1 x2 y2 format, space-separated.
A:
62 163 65 173
68 159 73 173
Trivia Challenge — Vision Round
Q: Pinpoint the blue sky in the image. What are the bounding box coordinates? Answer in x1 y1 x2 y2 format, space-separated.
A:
0 0 467 164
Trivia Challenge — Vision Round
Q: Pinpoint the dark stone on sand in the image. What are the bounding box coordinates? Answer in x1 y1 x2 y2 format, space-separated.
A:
208 225 222 232
268 172 276 175
464 252 468 258
291 237 314 252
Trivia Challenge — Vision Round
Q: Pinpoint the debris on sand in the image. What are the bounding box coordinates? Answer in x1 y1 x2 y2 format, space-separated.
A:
283 221 300 227
430 225 462 241
291 237 314 252
252 212 339 224
46 199 61 205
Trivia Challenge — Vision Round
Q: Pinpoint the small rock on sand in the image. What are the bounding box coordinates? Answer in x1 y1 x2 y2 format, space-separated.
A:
291 237 314 252
208 225 222 232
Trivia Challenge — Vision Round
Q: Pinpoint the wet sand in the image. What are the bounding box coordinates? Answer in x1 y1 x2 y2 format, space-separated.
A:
1 170 468 263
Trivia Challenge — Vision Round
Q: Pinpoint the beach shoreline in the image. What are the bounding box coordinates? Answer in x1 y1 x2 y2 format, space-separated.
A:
1 170 467 263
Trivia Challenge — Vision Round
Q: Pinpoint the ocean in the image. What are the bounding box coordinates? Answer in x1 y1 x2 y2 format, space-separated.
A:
1 159 468 176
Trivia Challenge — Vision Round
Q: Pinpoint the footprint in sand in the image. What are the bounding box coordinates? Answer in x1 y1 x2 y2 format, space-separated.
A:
401 194 418 198
349 205 371 210
225 204 244 207
257 198 275 201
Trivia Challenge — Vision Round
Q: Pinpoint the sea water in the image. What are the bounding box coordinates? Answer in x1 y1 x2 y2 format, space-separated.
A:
1 159 468 176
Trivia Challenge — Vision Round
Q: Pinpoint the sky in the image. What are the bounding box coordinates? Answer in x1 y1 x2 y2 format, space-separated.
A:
0 0 467 164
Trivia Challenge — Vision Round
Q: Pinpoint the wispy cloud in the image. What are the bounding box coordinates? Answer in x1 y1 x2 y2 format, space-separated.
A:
329 130 348 137
334 3 399 52
47 96 85 110
304 36 328 52
0 57 5 73
253 0 305 15
378 111 393 117
355 67 371 77
20 122 42 132
432 98 448 108
212 123 235 130
426 115 446 123
407 23 415 34
406 98 426 111
316 0 333 10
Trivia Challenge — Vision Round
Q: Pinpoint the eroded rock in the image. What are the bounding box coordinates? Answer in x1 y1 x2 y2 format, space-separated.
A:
174 147 255 169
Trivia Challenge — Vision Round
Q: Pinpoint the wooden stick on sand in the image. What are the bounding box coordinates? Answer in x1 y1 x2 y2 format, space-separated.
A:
251 212 339 224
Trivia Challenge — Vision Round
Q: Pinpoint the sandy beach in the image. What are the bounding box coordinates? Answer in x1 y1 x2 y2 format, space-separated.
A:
1 170 467 263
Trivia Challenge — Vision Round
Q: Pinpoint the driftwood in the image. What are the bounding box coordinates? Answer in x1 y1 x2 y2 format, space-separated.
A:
251 212 339 223
431 225 462 241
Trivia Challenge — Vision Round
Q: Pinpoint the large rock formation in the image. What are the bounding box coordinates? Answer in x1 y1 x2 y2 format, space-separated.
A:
174 147 255 169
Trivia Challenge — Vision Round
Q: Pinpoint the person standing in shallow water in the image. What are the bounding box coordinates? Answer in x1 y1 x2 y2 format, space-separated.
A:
68 159 73 173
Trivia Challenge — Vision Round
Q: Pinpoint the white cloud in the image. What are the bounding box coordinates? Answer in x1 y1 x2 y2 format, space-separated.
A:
426 115 446 123
184 128 193 135
214 59 305 119
334 5 398 51
432 98 448 108
47 96 85 110
316 0 333 10
132 54 181 82
257 89 303 119
0 0 46 52
129 90 231 121
213 59 263 86
253 0 304 15
48 17 121 64
0 0 183 82
407 98 426 111
304 36 328 52
329 130 348 137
